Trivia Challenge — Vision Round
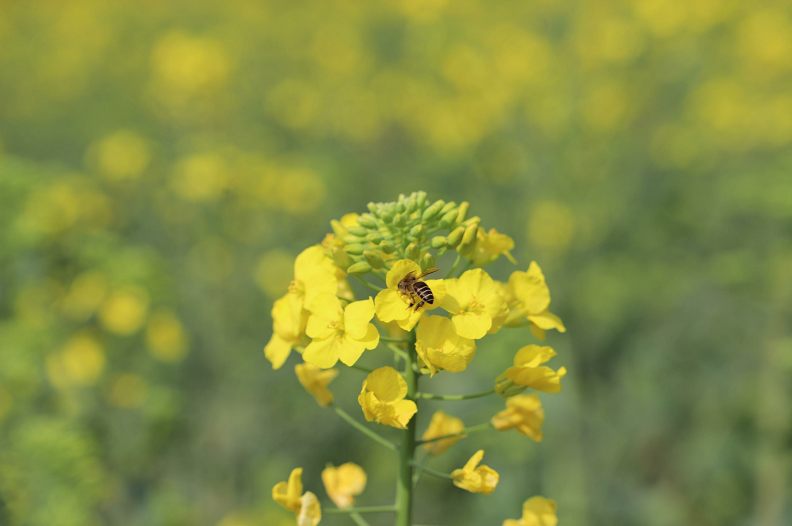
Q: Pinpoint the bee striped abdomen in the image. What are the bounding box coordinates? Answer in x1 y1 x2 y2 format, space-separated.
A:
414 281 434 304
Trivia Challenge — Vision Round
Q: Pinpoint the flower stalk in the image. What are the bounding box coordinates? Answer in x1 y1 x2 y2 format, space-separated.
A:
395 331 419 526
416 388 496 401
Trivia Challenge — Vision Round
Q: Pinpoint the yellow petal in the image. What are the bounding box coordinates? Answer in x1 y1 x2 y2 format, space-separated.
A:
513 345 556 367
385 260 421 289
357 323 380 351
452 311 492 340
527 311 566 332
522 496 558 526
463 449 484 471
264 334 293 370
374 289 410 323
442 278 471 312
273 468 304 511
303 337 340 369
458 268 497 298
422 411 465 456
343 297 375 339
505 365 566 394
391 399 418 429
295 363 337 407
322 463 367 509
508 262 551 314
297 491 322 526
336 337 367 367
363 366 407 402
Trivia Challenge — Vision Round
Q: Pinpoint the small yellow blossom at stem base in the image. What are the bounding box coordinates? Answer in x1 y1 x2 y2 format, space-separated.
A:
451 450 499 494
504 262 565 339
264 292 308 369
374 260 446 331
422 410 466 456
469 228 517 267
441 268 509 339
295 362 338 407
303 294 379 369
273 468 322 526
503 496 558 526
321 462 367 509
497 346 566 394
415 316 476 377
491 394 544 441
358 366 417 429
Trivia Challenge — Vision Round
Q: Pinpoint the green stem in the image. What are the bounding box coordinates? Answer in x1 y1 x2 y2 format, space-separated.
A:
324 506 397 514
456 259 473 278
380 337 411 343
386 343 410 361
416 388 496 401
348 364 374 373
416 422 494 445
330 403 399 452
409 461 453 480
354 275 384 292
443 254 463 279
395 332 419 526
349 513 370 526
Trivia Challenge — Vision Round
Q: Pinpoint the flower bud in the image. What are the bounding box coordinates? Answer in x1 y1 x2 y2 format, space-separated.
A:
406 197 417 214
343 234 363 244
455 202 469 225
420 252 435 270
430 236 447 249
380 241 397 254
330 220 347 237
380 210 393 223
364 250 386 269
332 247 352 270
346 226 368 237
439 201 457 215
367 202 379 216
357 214 378 229
367 233 383 245
396 201 406 213
406 242 420 260
416 191 428 208
446 226 465 248
347 261 372 275
422 205 439 222
439 209 458 229
393 213 406 228
345 243 366 255
410 224 425 239
430 199 445 211
456 225 479 256
463 215 481 228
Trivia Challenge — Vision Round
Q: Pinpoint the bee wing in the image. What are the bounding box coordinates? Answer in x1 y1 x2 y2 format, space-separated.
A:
419 267 440 278
403 271 417 280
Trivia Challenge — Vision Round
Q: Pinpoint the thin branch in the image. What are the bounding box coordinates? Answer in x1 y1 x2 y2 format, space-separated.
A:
455 259 473 278
416 422 494 445
324 505 398 515
354 275 384 292
409 461 453 480
330 403 399 452
348 363 374 373
380 336 411 343
349 513 371 526
416 389 496 401
443 254 463 279
386 342 410 361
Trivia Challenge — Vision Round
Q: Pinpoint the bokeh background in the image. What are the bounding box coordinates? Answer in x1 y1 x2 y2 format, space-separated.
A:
1 0 791 525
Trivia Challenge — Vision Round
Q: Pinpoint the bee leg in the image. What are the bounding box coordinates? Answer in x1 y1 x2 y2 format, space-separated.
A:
406 292 417 309
414 300 425 311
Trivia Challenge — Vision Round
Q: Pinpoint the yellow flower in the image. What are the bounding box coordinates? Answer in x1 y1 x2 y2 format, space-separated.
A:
469 228 517 266
422 411 465 456
273 468 322 526
441 269 509 339
491 394 544 442
295 362 338 407
303 294 379 368
358 366 417 429
289 245 338 310
498 346 566 394
415 316 476 377
505 262 565 340
374 260 446 331
503 496 558 526
451 450 499 494
264 292 308 369
321 463 366 509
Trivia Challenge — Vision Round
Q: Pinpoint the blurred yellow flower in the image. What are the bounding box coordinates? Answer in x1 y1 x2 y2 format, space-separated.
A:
60 271 108 321
265 292 308 370
375 260 446 331
528 201 576 253
295 362 338 407
146 310 189 362
503 496 558 526
47 333 106 388
107 373 147 408
469 228 516 266
171 153 229 202
89 129 151 181
255 250 297 299
451 450 499 494
505 262 566 340
358 366 417 429
273 468 322 526
422 410 465 456
497 345 566 395
491 394 544 441
303 294 379 368
415 315 476 377
321 462 366 509
99 287 149 335
290 246 338 310
441 268 508 339
151 31 229 97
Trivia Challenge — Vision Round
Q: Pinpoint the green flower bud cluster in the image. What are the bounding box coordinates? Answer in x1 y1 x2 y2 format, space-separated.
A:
325 191 480 278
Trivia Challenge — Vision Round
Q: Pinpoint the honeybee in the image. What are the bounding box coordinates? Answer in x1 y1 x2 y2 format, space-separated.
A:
398 268 440 311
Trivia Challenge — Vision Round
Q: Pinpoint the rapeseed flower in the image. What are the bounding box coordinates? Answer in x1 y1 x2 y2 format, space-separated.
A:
505 262 565 340
272 468 322 526
375 260 446 331
491 394 544 441
303 294 379 368
451 450 499 494
264 292 308 369
441 269 509 339
422 411 466 456
295 362 338 407
497 346 566 394
289 245 338 310
469 228 517 266
503 496 558 526
358 366 417 429
321 462 366 509
415 316 476 377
